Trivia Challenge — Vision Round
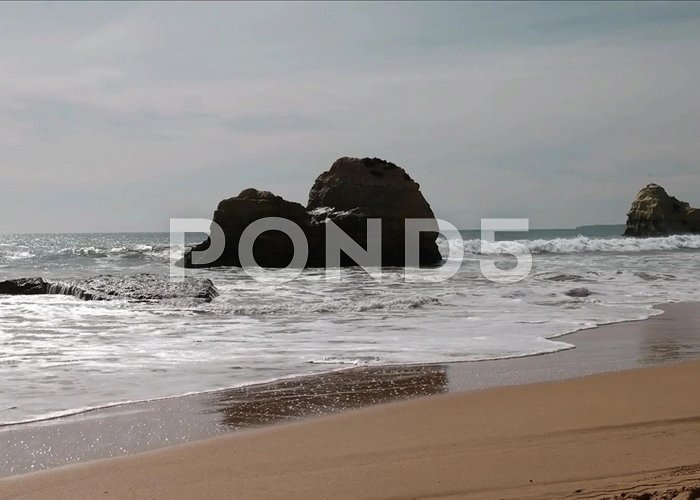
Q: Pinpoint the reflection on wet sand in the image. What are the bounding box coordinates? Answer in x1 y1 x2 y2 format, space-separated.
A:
208 364 449 429
0 364 448 477
639 306 700 364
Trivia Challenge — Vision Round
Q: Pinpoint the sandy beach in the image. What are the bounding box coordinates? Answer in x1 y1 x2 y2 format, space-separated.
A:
3 302 700 479
2 333 700 499
3 3 700 499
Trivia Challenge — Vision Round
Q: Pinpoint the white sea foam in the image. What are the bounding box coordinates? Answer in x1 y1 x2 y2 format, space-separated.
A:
55 246 108 257
462 234 700 255
209 295 440 315
4 251 34 261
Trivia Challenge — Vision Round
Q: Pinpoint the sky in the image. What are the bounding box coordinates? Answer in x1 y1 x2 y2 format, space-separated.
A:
1 1 699 232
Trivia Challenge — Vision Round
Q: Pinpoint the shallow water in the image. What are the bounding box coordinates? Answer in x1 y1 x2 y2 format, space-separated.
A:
1 227 700 424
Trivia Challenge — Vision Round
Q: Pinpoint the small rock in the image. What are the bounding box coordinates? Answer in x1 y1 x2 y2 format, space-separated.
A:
565 287 591 297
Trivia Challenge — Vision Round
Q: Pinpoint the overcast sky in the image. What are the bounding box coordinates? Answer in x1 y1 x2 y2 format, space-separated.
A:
1 1 699 232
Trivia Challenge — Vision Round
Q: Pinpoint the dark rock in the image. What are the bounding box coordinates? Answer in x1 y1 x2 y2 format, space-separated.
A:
308 157 442 266
308 157 434 218
185 188 312 268
0 274 218 302
634 272 660 281
0 277 49 295
624 184 700 237
183 157 442 268
565 287 592 297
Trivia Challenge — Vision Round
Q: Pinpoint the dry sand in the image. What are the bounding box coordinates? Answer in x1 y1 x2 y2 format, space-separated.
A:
1 358 699 499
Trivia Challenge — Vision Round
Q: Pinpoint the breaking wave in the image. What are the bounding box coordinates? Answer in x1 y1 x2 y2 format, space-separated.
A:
213 295 440 315
2 251 35 261
38 244 172 262
461 234 700 255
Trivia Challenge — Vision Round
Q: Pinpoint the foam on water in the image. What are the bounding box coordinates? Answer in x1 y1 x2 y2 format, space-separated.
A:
460 234 700 255
1 230 699 424
4 251 34 261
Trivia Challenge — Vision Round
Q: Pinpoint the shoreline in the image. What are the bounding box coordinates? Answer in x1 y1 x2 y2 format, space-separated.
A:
2 355 700 498
2 301 700 481
0 301 667 429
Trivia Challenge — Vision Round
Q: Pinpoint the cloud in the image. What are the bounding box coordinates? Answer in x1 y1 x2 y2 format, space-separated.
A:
223 113 334 135
0 2 699 232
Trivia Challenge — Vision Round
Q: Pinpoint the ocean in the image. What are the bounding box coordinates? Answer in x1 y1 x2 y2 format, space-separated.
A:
2 226 700 425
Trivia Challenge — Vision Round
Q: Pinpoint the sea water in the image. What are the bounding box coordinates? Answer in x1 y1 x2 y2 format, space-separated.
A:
1 226 700 424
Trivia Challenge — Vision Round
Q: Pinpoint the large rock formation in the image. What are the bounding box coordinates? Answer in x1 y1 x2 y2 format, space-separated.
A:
0 275 218 302
308 157 441 266
192 188 315 268
624 184 700 237
183 157 442 268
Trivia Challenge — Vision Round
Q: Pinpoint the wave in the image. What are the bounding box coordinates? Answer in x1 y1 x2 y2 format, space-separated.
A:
0 302 669 428
307 356 382 365
213 295 440 315
34 244 173 262
461 234 700 255
55 246 108 258
3 251 35 261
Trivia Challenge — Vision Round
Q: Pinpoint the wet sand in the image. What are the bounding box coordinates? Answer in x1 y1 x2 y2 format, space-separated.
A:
1 356 700 498
1 303 700 498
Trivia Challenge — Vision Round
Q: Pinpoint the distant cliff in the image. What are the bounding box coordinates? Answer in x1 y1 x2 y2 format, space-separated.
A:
624 184 700 237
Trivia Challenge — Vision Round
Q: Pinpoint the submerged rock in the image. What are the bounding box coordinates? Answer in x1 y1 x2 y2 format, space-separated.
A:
624 184 700 237
183 157 442 268
0 275 218 302
544 274 584 282
565 287 592 298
